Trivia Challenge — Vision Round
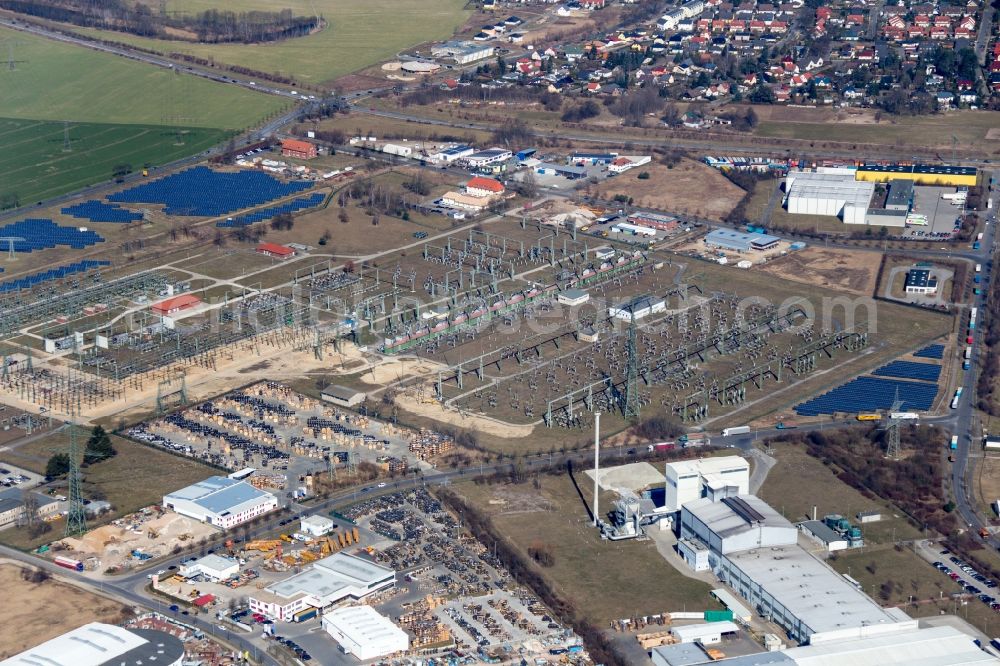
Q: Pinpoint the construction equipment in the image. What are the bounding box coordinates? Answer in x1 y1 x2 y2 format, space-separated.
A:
147 528 159 539
280 534 293 543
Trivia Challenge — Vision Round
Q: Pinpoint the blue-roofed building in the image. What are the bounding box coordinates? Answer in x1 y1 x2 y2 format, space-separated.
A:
163 476 277 529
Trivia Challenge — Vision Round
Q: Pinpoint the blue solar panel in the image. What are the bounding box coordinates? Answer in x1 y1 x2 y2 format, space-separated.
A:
0 260 110 293
0 219 104 253
108 166 313 217
62 200 142 223
795 376 938 416
914 344 944 359
872 361 941 383
215 193 325 227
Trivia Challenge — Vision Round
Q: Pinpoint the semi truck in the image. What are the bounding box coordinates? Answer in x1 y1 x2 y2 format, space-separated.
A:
54 556 84 572
889 412 919 420
722 426 751 437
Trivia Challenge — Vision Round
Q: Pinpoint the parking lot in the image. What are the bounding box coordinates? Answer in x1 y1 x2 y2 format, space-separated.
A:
127 381 430 499
0 462 42 491
904 186 966 239
916 540 1000 612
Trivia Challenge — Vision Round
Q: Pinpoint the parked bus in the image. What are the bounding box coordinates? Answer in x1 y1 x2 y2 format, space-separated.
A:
857 413 882 421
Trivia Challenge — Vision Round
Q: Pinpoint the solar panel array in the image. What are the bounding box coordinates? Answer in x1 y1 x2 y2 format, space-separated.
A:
62 200 142 223
216 193 326 228
914 344 944 359
872 360 941 383
794 377 939 416
0 260 111 294
108 166 313 216
0 219 104 252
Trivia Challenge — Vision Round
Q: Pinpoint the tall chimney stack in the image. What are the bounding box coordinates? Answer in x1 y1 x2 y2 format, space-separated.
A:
593 412 601 527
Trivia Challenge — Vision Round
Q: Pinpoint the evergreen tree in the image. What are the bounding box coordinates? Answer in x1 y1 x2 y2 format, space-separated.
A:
46 453 70 478
84 425 116 464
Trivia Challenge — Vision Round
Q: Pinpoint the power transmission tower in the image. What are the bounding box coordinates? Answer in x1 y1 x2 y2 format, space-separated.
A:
882 389 905 460
62 121 72 152
65 426 88 537
3 41 27 71
622 313 640 421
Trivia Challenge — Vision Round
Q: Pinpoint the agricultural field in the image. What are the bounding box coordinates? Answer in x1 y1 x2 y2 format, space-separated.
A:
0 118 230 205
454 473 714 625
69 0 471 85
0 563 126 658
0 24 286 206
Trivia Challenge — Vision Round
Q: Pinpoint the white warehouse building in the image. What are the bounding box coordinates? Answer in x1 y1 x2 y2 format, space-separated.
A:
162 476 277 529
665 455 750 513
322 605 409 661
0 623 185 666
249 552 396 622
785 170 875 225
680 495 798 558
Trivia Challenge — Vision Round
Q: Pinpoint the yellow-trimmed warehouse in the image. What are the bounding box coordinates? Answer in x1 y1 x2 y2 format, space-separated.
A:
855 163 977 187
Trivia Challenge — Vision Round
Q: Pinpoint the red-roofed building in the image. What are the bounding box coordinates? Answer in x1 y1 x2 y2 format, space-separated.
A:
193 594 215 607
257 242 297 260
151 294 202 316
280 138 318 159
466 176 505 198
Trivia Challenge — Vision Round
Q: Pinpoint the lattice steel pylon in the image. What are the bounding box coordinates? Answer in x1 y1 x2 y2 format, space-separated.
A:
65 425 88 537
882 388 905 459
622 313 640 421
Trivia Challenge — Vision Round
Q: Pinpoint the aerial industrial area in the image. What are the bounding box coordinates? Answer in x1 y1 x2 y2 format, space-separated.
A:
2 0 1000 664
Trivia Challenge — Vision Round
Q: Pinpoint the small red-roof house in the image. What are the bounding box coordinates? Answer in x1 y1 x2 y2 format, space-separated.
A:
151 293 202 316
465 176 506 198
257 242 297 260
193 594 215 607
280 138 317 159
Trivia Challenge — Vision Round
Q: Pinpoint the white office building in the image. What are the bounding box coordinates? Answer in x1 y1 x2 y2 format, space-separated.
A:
179 554 240 582
322 605 409 660
301 515 335 537
250 552 396 621
162 476 277 529
608 294 666 321
664 455 750 513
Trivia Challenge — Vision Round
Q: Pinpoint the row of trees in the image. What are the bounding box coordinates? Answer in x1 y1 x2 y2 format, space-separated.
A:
2 0 318 43
45 425 117 478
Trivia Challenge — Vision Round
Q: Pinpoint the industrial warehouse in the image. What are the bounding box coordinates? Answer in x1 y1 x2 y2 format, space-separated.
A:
321 605 410 660
249 551 396 621
162 476 278 529
0 623 185 666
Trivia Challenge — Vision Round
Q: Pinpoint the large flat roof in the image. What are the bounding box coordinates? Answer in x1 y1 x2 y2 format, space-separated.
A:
785 625 995 665
267 552 394 602
786 171 875 206
858 163 977 176
705 229 781 248
0 623 184 666
323 605 408 646
165 476 274 516
726 544 901 636
686 495 792 538
667 455 749 478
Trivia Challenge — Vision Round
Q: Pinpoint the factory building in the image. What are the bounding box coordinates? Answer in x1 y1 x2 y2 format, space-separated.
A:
0 487 63 528
162 476 277 529
704 229 780 252
430 145 475 163
249 552 396 621
679 495 798 559
608 294 666 320
855 163 977 187
179 554 240 582
0 623 185 666
431 41 495 64
784 171 875 224
322 605 409 661
718 542 909 644
462 148 512 168
650 625 992 666
670 621 740 645
798 520 849 552
664 456 750 513
863 208 908 228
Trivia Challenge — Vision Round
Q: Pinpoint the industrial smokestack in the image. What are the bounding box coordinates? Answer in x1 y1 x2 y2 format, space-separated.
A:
593 412 601 527
813 506 817 522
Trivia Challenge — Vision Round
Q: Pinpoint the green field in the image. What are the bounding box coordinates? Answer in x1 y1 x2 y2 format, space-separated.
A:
69 0 471 85
0 118 231 205
0 24 287 206
0 26 286 126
